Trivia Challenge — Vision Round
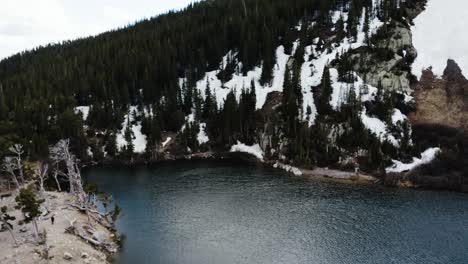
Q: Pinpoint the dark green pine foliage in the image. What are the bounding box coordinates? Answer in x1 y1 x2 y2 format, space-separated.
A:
104 130 118 158
221 91 240 146
239 81 257 144
260 28 276 86
315 66 333 117
281 65 300 137
347 0 360 40
0 0 342 159
122 117 134 160
202 80 217 121
181 121 200 153
0 0 413 171
144 115 163 159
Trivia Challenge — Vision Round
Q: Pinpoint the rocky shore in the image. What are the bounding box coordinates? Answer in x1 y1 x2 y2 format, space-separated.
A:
0 191 118 264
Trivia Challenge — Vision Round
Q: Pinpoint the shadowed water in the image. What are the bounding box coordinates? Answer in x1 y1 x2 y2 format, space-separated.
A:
83 160 468 264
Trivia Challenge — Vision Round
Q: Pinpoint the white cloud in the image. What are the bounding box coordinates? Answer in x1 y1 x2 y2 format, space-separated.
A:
0 0 200 60
412 0 468 78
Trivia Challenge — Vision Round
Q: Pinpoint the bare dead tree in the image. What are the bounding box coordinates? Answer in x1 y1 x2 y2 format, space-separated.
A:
2 157 20 189
9 144 25 185
35 162 49 194
49 139 87 207
52 164 62 192
49 149 64 192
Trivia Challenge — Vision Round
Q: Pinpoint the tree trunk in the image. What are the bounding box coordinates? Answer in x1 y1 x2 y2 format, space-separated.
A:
9 172 20 189
17 157 24 185
32 218 39 242
5 224 18 246
54 170 61 192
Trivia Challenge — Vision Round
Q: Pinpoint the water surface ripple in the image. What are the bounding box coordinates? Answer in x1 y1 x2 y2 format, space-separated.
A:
84 161 468 264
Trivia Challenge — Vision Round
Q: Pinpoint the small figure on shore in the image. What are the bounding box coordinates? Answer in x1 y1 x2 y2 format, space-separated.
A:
51 215 55 225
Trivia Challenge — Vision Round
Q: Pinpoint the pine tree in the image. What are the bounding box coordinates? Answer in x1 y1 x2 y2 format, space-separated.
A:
0 86 8 120
282 65 299 137
15 188 44 242
105 131 117 157
203 80 215 120
260 28 275 85
335 14 346 41
317 66 333 116
123 117 134 159
363 6 371 45
222 91 239 145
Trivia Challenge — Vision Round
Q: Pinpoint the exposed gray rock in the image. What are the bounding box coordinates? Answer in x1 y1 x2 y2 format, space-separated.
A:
376 22 413 53
63 252 73 260
92 231 108 244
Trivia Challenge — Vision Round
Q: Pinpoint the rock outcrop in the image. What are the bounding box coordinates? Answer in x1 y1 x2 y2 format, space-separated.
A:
409 59 468 131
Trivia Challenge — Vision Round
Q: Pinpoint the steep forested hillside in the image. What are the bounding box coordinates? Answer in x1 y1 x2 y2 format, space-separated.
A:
0 0 441 177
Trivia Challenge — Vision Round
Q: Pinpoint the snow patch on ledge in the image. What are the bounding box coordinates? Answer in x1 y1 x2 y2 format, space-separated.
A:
75 106 90 121
273 162 303 176
230 142 264 161
386 148 441 173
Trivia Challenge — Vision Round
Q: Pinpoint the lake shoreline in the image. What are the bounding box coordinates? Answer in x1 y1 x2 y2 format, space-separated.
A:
85 151 468 193
86 152 382 186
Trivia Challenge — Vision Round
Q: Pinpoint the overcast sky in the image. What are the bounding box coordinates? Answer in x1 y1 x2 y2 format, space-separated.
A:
0 0 199 60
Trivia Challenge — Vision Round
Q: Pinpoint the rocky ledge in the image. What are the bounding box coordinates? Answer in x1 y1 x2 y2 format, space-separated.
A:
410 59 468 131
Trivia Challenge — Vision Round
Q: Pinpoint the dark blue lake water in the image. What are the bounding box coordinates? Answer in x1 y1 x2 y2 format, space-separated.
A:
83 160 468 264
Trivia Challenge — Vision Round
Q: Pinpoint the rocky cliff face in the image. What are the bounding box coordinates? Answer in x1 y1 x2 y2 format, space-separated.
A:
409 59 468 131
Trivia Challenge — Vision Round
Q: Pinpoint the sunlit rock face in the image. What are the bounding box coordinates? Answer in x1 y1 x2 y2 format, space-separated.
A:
409 59 468 131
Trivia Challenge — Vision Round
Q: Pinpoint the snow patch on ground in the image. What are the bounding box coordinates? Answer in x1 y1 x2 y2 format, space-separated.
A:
300 8 382 126
391 109 407 125
162 137 172 148
386 148 441 173
181 113 209 145
116 106 147 153
230 141 264 161
329 69 378 109
412 0 468 79
196 46 292 110
87 147 93 157
361 110 398 146
75 106 90 121
197 123 209 144
273 162 303 176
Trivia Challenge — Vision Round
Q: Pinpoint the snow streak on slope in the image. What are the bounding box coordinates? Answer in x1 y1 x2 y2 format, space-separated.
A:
300 8 383 126
412 0 468 79
195 46 292 110
328 69 379 109
116 106 147 153
192 7 385 129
